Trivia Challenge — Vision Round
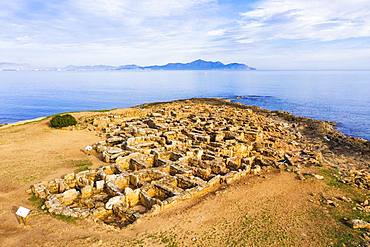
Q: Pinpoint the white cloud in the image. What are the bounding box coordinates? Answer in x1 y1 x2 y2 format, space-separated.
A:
0 0 370 69
239 0 370 42
207 29 226 36
73 0 214 19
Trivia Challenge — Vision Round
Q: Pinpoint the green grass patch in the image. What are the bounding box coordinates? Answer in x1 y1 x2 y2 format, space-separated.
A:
159 233 178 247
126 232 179 247
72 159 93 172
309 206 367 247
332 231 365 247
54 214 78 223
318 167 345 189
309 168 369 246
318 167 367 202
89 109 114 112
28 193 44 209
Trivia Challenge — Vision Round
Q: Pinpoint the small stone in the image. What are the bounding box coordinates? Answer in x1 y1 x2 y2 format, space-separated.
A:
297 173 305 180
313 174 324 180
338 196 352 203
326 199 337 207
251 165 261 175
95 180 105 191
82 145 94 154
347 219 370 229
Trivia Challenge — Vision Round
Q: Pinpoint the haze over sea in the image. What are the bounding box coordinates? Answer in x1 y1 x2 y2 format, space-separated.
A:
0 70 369 140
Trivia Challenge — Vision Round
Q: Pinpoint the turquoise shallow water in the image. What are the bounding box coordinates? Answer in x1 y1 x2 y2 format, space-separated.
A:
0 70 369 140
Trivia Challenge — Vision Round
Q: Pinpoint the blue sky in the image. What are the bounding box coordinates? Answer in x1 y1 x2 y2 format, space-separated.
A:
1 0 370 69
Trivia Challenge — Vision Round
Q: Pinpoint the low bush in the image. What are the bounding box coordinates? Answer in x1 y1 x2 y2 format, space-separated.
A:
50 114 77 128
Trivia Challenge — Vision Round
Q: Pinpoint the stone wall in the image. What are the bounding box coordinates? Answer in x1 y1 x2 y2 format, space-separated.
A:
30 102 324 227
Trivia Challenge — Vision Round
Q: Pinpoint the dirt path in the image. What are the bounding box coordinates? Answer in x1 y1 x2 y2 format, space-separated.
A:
0 113 367 247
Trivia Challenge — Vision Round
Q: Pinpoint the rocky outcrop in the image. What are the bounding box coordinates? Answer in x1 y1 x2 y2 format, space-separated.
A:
30 100 369 228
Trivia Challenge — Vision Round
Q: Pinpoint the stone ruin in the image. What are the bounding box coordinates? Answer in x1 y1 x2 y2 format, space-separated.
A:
30 102 325 227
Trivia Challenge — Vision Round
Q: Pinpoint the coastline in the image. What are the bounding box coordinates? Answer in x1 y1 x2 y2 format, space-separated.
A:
2 98 369 143
0 116 47 129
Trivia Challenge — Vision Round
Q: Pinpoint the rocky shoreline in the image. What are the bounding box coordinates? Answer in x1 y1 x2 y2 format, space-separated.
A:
28 98 370 229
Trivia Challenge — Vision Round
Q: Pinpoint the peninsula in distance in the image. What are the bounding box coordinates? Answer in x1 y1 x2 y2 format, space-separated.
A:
0 59 256 72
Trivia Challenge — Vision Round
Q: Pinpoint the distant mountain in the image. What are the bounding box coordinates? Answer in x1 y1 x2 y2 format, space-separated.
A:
116 65 142 70
63 65 117 71
143 59 255 70
0 60 255 71
0 62 34 71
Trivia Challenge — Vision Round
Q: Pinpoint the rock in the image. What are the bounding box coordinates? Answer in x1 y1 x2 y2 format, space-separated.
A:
31 182 48 199
105 196 125 210
64 173 76 188
313 174 324 180
45 196 62 211
82 145 94 154
81 185 93 199
211 132 225 142
251 165 261 175
347 219 370 229
284 154 295 166
93 207 112 219
107 136 124 145
60 189 80 206
326 199 337 207
47 180 59 194
55 178 68 193
107 147 123 155
297 172 305 180
337 196 352 203
95 180 105 191
124 188 140 207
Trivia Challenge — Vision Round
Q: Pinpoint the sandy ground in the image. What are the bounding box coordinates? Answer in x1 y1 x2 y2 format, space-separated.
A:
0 111 367 247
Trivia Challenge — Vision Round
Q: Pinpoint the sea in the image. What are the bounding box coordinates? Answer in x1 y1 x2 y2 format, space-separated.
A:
0 70 369 140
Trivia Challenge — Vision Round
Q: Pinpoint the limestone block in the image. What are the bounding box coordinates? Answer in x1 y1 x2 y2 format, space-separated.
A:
129 158 149 170
57 179 69 193
63 173 76 188
105 195 125 210
31 182 48 199
47 180 59 194
116 153 140 171
60 189 80 206
207 175 221 187
93 207 112 219
124 188 140 207
45 196 62 210
251 165 261 175
139 191 157 208
241 156 255 167
211 132 225 142
193 167 212 180
95 180 105 191
107 136 124 145
81 185 93 199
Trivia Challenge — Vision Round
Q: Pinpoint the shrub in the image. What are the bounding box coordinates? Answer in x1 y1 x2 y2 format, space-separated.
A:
50 114 77 128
